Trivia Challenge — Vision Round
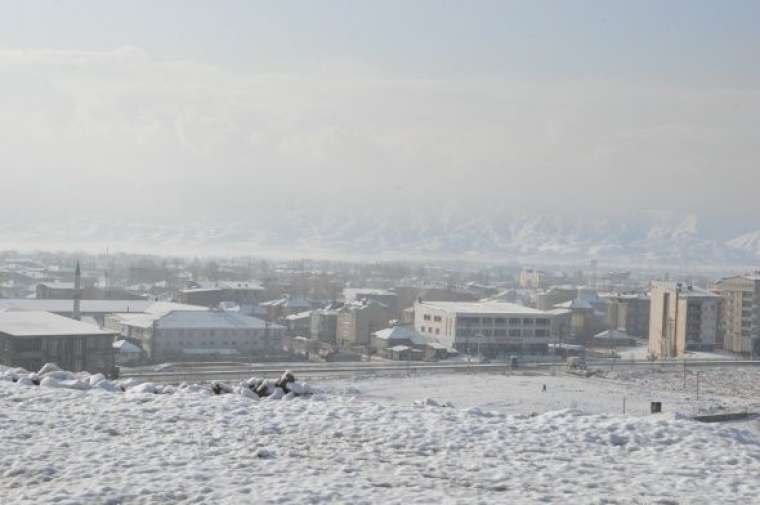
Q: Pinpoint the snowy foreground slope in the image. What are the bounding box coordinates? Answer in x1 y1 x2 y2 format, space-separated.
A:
3 377 760 504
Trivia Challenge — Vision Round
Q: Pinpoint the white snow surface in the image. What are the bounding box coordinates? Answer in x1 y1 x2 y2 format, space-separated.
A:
2 369 760 503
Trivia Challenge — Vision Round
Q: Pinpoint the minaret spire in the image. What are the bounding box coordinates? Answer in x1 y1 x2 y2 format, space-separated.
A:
73 260 81 321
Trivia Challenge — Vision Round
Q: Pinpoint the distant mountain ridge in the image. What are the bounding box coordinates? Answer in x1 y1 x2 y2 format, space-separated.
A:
2 209 760 267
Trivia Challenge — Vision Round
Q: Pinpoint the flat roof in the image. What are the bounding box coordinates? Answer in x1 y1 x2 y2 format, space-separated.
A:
0 311 116 337
417 301 548 315
0 299 155 313
157 311 284 330
0 300 206 315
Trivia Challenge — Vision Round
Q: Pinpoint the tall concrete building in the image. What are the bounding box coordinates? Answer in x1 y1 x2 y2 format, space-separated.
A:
648 282 719 358
336 300 391 349
714 273 760 356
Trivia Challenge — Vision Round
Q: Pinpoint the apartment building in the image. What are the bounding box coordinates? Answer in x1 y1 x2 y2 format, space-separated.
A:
413 301 556 355
648 282 719 358
714 273 760 356
336 300 391 348
603 293 650 337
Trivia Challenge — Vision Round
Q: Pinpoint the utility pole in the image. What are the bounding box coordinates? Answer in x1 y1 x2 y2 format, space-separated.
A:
696 371 701 401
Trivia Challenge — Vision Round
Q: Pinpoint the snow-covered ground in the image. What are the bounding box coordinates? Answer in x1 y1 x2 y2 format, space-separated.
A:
328 366 760 418
3 366 760 504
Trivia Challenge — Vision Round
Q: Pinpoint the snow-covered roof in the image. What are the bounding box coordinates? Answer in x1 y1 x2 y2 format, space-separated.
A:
594 329 634 341
554 299 593 310
37 281 76 290
373 325 419 341
389 345 411 352
144 302 208 315
285 310 313 321
113 340 142 353
417 301 547 315
0 311 116 337
183 281 264 292
156 311 282 330
260 296 312 308
0 299 157 314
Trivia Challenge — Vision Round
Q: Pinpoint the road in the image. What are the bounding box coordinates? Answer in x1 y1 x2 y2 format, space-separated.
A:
118 358 760 384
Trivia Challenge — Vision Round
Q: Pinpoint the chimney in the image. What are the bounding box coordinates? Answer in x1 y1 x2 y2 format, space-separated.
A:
73 260 81 321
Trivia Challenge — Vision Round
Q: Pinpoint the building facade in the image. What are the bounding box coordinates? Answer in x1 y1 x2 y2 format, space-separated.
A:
336 301 391 348
603 294 650 337
0 311 116 375
413 301 556 356
714 274 760 356
648 282 720 358
112 310 284 361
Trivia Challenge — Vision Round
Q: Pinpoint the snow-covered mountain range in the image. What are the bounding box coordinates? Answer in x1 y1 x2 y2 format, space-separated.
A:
2 209 760 266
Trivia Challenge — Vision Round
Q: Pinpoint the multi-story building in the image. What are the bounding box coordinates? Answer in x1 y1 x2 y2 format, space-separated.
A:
603 293 650 337
714 273 760 356
648 282 720 358
177 281 264 309
336 300 391 349
0 311 116 374
413 301 557 355
111 310 284 361
310 304 342 344
284 310 313 338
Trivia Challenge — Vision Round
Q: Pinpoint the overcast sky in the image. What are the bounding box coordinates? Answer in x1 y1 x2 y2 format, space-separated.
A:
1 0 759 224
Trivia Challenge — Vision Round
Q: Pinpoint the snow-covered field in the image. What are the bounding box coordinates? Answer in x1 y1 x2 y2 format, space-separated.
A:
3 366 760 504
332 366 760 418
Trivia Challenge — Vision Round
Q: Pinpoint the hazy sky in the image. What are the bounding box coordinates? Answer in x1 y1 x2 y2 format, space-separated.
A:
1 1 759 223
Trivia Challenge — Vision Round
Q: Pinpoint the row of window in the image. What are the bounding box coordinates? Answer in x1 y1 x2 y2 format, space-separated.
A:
420 326 441 335
458 328 549 338
457 317 550 326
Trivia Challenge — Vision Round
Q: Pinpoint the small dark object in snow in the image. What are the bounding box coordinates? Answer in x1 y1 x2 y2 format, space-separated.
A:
275 370 295 390
541 384 547 392
211 382 233 395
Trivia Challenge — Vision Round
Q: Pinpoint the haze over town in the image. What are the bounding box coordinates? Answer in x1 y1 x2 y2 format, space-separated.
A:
2 2 760 504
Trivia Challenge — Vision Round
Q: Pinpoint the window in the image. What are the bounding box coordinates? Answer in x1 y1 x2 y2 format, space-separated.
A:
435 328 440 335
523 318 534 325
508 329 521 337
535 329 547 337
535 318 549 326
495 318 506 325
482 329 492 336
420 326 426 332
494 329 506 337
509 318 520 325
433 316 442 322
423 314 431 321
481 317 493 325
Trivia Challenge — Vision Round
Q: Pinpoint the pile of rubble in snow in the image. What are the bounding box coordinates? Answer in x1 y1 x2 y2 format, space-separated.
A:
0 363 313 400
